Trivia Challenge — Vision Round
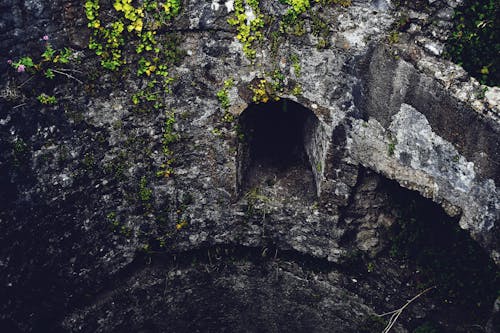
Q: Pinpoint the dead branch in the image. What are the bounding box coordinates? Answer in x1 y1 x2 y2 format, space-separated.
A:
377 286 436 333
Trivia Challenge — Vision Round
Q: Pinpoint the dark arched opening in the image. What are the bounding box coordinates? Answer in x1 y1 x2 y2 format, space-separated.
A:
237 99 321 200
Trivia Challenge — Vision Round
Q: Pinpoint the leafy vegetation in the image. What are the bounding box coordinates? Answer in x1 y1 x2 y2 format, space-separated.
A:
139 175 153 203
219 79 237 123
387 136 396 156
290 54 301 76
446 0 499 86
280 0 311 21
85 0 181 69
156 111 178 178
36 93 57 105
251 78 273 103
85 0 184 115
217 79 234 111
226 0 351 60
7 38 79 105
227 0 265 60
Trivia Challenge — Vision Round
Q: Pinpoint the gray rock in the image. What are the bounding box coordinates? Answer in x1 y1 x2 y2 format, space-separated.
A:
0 0 498 332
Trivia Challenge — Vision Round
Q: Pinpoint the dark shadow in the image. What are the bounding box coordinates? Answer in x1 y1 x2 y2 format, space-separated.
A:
237 99 318 200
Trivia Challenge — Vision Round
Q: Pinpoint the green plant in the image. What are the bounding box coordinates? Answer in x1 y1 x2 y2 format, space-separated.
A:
291 83 302 96
310 11 330 48
211 128 223 137
107 212 121 230
316 38 328 49
37 93 57 105
290 54 301 77
139 176 153 202
270 70 285 92
13 139 27 154
367 262 375 273
315 161 322 172
446 0 499 85
85 0 182 76
8 41 79 106
12 56 35 72
316 0 351 6
216 79 236 123
85 0 124 70
251 79 272 103
227 0 265 60
387 136 397 156
244 187 271 219
157 111 178 178
280 0 311 21
388 30 399 44
44 69 55 79
217 89 230 109
217 79 234 109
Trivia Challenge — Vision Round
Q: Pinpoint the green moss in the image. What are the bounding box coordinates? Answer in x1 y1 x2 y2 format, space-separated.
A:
157 111 178 178
270 30 282 56
279 18 306 36
139 176 153 202
290 54 301 76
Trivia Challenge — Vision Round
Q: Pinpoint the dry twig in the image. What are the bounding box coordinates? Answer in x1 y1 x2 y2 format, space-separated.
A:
377 286 436 333
52 69 83 84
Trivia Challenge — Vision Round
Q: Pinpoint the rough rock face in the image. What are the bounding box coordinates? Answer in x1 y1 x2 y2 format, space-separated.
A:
0 0 498 332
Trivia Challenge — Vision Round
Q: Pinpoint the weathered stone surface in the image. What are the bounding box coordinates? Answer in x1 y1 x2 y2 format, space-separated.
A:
347 103 499 263
0 0 498 332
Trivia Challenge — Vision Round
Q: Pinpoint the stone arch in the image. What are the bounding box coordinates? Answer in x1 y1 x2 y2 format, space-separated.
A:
236 99 326 199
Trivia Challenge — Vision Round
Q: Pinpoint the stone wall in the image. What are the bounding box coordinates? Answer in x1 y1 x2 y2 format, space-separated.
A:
0 0 498 332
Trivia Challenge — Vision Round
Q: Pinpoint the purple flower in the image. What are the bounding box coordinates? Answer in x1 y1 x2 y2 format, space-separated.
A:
7 59 12 65
42 35 49 41
17 64 26 73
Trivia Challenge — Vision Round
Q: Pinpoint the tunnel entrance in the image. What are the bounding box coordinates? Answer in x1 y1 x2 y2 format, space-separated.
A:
237 99 320 200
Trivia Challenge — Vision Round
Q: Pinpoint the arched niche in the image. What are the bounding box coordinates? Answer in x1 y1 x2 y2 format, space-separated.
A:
236 99 325 200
